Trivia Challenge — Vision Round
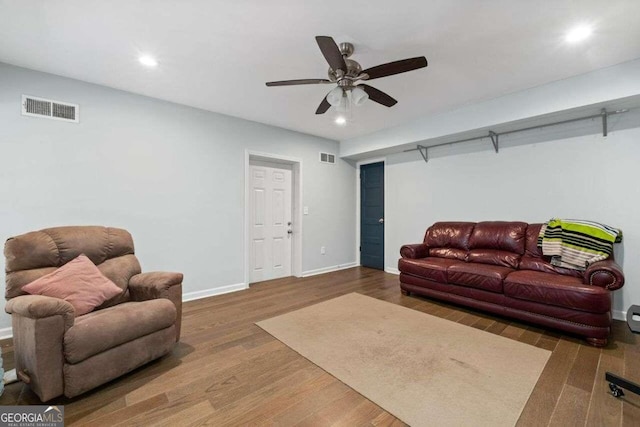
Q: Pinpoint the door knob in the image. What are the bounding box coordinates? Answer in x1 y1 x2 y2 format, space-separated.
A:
287 229 293 234
378 218 384 224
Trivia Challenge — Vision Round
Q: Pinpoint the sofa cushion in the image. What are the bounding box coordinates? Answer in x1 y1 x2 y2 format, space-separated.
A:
504 270 610 313
468 221 527 254
428 247 467 261
448 263 514 293
525 224 544 257
4 226 138 300
4 226 134 273
424 222 475 251
22 255 124 316
64 299 176 364
520 224 583 278
398 257 464 283
96 254 140 309
467 249 521 269
519 256 584 278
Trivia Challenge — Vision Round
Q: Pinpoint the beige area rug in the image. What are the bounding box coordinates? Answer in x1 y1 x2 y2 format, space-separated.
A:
257 293 551 427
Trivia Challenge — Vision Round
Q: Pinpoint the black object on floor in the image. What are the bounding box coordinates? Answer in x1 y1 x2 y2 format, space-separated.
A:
606 305 640 398
606 372 640 398
626 305 640 333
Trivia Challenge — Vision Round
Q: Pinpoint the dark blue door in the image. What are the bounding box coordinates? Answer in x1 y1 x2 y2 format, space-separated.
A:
360 162 384 269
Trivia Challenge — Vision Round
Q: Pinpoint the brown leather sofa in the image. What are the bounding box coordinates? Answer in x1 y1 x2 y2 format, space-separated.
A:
399 221 624 346
4 226 183 401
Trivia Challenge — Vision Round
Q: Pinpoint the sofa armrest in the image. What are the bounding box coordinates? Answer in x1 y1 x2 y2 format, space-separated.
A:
584 259 625 290
129 272 183 300
129 272 183 341
400 243 429 259
6 295 75 330
4 295 73 401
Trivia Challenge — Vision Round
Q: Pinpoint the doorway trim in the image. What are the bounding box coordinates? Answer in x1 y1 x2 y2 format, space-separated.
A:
355 157 386 267
245 150 303 285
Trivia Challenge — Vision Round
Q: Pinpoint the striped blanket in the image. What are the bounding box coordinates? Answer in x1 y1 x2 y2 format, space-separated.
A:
537 218 622 271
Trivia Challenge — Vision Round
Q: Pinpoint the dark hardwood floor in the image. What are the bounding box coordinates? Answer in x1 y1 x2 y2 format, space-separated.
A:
1 267 639 426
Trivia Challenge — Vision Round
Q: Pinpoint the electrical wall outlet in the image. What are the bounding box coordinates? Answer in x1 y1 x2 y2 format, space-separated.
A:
320 246 326 255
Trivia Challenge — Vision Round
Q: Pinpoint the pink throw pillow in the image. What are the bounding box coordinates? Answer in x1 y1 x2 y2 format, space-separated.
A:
22 254 123 316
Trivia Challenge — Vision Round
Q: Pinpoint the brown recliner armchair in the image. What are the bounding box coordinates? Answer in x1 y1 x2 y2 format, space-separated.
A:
4 226 183 401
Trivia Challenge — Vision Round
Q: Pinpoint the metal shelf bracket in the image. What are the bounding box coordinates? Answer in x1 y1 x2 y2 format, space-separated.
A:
416 145 428 163
602 108 608 137
489 131 499 153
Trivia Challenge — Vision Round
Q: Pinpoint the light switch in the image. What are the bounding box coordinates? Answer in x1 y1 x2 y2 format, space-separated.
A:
303 206 309 215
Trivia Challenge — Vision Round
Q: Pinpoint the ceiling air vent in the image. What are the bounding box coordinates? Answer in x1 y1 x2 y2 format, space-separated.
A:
22 95 79 123
319 152 336 164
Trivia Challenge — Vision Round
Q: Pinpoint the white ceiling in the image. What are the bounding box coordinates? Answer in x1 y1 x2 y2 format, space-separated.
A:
1 0 640 141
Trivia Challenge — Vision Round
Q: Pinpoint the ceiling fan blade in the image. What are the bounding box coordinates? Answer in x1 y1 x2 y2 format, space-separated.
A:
266 79 332 87
315 36 347 72
360 84 397 107
362 57 427 80
315 96 331 114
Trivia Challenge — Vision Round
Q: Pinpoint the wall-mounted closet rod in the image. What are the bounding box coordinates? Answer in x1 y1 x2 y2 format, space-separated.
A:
404 108 629 163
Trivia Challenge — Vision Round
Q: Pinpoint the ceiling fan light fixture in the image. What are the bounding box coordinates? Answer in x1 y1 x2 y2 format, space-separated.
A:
327 87 344 106
336 92 350 114
335 116 347 125
138 54 158 68
351 86 369 106
565 24 593 43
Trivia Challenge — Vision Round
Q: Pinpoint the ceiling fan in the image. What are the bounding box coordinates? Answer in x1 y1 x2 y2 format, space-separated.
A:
266 36 428 115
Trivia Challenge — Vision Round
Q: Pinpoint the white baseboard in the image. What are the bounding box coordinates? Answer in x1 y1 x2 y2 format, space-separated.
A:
302 262 358 277
612 309 626 322
384 267 400 275
182 282 247 302
0 327 13 341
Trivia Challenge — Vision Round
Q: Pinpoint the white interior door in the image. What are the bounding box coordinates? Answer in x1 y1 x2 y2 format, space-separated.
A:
249 164 292 283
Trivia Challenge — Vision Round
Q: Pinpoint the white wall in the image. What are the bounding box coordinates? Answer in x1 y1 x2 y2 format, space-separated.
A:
383 109 640 319
0 62 356 331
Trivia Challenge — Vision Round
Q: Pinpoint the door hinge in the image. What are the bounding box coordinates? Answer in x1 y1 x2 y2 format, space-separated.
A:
359 246 361 252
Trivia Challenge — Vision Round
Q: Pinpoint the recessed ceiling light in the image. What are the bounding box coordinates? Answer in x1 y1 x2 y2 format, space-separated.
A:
335 116 346 125
565 25 593 43
139 55 158 67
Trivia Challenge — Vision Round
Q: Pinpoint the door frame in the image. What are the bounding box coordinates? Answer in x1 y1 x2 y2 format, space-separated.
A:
245 150 303 285
355 157 386 267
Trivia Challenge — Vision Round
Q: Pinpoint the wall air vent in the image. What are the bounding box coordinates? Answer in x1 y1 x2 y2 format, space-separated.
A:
319 152 336 164
22 95 79 123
